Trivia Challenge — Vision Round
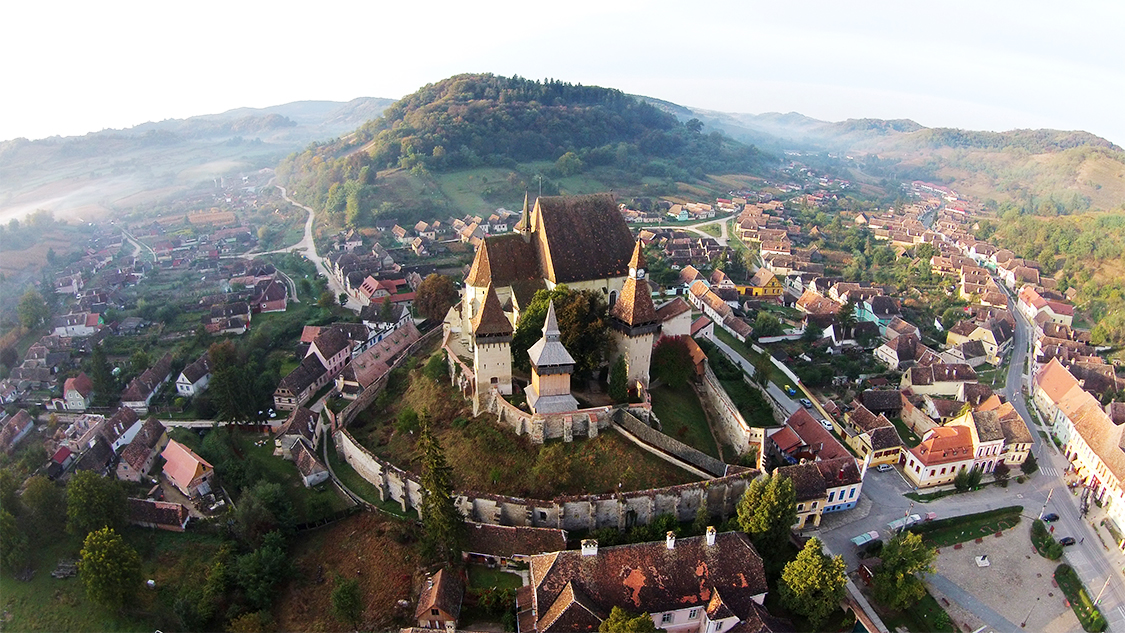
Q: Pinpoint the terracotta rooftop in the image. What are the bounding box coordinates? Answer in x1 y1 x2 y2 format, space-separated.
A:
472 285 514 337
464 522 568 559
912 426 974 465
777 461 827 502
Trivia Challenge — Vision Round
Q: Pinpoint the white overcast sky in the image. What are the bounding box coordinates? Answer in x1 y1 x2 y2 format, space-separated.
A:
2 0 1123 146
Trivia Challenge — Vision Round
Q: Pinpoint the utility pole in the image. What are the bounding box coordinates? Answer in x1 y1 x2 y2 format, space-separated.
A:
1094 575 1113 605
1039 488 1053 520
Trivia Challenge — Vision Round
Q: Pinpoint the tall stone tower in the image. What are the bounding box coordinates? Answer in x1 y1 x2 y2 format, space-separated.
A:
472 285 513 398
609 240 660 388
526 300 579 414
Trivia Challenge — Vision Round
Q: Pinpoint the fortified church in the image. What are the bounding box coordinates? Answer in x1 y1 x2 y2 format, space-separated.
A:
445 193 660 418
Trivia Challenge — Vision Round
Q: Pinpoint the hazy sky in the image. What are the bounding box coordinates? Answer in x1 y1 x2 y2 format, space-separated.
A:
3 0 1123 145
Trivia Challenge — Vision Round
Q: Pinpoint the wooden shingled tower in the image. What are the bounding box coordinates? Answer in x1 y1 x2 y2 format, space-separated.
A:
525 300 579 414
609 240 660 388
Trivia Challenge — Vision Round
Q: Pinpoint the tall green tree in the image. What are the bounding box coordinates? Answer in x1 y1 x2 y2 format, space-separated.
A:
0 508 29 573
67 471 126 536
21 475 66 541
779 537 847 628
236 531 291 611
511 286 609 381
209 341 253 422
837 300 857 333
598 606 657 632
17 289 50 330
609 356 628 403
1021 451 1039 475
78 527 142 611
89 344 115 407
871 531 936 610
415 273 458 322
737 472 797 551
418 420 463 562
651 336 693 388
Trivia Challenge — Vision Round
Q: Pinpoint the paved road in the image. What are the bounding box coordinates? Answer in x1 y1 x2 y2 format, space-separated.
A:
683 216 732 246
273 181 359 312
997 281 1125 631
705 335 828 423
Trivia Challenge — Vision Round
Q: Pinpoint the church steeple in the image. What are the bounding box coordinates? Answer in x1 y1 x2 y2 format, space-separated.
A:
627 239 646 280
516 190 532 242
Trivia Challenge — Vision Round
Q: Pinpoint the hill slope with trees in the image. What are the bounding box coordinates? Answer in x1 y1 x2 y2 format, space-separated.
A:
276 74 773 225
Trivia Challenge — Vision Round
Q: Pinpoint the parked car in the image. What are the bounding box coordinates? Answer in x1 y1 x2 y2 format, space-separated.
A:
1042 513 1060 523
800 398 814 408
1059 537 1076 546
820 420 834 431
876 463 894 472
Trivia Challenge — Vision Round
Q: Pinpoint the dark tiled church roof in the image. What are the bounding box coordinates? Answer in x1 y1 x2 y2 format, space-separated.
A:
465 233 540 288
535 194 634 284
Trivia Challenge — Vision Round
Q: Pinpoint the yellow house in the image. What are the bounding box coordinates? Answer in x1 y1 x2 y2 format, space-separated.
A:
739 269 784 298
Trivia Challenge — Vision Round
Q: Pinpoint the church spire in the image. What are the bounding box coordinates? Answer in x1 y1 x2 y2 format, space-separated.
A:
628 239 646 278
516 189 532 242
542 299 561 343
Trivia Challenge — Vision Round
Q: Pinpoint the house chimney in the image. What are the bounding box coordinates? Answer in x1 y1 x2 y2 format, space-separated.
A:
706 526 716 546
666 531 676 549
581 539 598 556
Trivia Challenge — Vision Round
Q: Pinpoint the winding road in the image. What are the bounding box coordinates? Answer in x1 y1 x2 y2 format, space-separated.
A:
272 181 359 312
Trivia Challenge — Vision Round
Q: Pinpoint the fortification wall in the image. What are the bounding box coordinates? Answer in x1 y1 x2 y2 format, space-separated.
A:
334 429 757 531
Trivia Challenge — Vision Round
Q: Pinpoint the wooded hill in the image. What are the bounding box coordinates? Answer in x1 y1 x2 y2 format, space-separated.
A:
275 74 773 225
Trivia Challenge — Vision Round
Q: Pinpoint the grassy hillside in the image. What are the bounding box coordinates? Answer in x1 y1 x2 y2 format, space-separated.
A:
276 74 773 227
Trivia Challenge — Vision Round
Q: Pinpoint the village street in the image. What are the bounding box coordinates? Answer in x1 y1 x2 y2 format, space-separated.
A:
272 181 359 312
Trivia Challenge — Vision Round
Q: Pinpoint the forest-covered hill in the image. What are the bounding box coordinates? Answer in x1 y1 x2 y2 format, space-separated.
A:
275 74 773 224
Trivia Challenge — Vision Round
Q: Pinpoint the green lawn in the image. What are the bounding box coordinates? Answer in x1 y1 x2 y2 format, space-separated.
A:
881 590 956 633
889 417 921 447
697 223 722 237
908 506 1023 547
467 566 523 590
718 377 779 428
1056 564 1109 632
649 383 721 458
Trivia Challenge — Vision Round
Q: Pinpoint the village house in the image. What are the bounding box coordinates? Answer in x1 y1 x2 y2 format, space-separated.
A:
841 405 903 465
900 363 978 397
120 353 174 415
462 522 568 569
0 410 34 455
176 352 212 397
273 355 328 412
116 417 169 482
291 440 329 487
415 568 463 630
64 372 94 411
517 531 778 633
903 426 976 488
161 440 215 497
127 498 191 532
51 312 103 338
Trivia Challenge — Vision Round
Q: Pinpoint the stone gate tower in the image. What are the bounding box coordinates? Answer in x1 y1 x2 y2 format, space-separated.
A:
472 285 513 398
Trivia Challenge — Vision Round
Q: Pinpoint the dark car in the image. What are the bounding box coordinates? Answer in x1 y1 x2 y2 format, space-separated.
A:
1042 513 1060 523
1059 537 1077 546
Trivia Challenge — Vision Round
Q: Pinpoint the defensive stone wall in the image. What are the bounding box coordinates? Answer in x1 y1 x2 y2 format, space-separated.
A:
700 362 780 456
614 409 727 477
334 427 758 531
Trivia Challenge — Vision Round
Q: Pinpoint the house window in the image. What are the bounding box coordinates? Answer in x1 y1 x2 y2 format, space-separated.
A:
811 501 818 509
849 488 856 499
431 608 440 616
539 511 547 521
689 608 700 619
828 491 835 502
662 613 674 623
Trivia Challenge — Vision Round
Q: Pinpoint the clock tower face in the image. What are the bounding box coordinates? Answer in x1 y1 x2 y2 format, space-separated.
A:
631 266 645 279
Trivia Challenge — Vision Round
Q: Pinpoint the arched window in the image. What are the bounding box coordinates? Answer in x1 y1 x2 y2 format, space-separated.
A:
609 290 618 307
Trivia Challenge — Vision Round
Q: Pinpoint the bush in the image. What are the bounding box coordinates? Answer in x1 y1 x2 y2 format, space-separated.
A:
396 407 421 434
423 354 446 382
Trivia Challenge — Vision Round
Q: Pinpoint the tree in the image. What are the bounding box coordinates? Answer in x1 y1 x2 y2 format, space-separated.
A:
331 576 363 628
871 531 936 610
837 300 857 333
752 353 774 387
0 347 17 369
129 349 150 375
555 151 585 176
379 296 395 323
17 289 49 330
1022 451 1039 475
418 420 463 562
318 291 335 308
89 344 115 407
511 286 609 381
993 461 1011 486
0 468 19 513
692 495 710 535
209 341 255 422
914 243 937 261
779 537 847 628
234 481 296 547
67 470 126 536
415 274 458 322
609 356 628 403
236 531 291 610
598 606 657 632
78 527 142 611
941 307 965 329
0 508 29 573
339 292 349 306
737 472 797 551
753 312 783 338
651 336 693 388
21 475 66 540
